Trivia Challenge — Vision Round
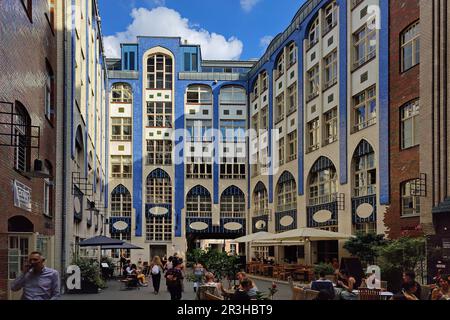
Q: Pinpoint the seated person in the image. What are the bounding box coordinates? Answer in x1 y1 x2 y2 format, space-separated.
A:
336 269 357 300
203 272 222 296
311 271 335 299
235 272 258 298
431 275 450 300
402 271 422 299
232 279 254 301
392 281 419 300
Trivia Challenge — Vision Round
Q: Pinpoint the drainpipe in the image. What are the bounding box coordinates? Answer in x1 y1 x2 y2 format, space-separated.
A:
61 0 68 281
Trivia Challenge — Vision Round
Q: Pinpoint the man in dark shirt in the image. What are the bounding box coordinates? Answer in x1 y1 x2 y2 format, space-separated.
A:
165 259 184 300
402 271 422 300
232 278 253 301
311 271 335 299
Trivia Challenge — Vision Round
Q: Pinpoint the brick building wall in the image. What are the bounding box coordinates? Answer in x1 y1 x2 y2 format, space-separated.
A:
0 0 57 299
385 0 421 239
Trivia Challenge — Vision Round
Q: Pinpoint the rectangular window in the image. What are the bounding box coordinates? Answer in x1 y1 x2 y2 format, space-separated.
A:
147 140 172 166
275 94 285 123
278 137 285 166
288 130 297 162
324 2 337 34
111 118 132 141
307 65 320 101
401 180 421 217
111 156 132 178
324 51 337 89
353 23 377 69
45 66 54 122
401 100 420 149
352 86 377 133
43 178 52 217
308 118 320 152
129 52 135 70
287 83 297 114
184 53 191 71
191 53 198 71
147 102 172 128
323 108 338 146
288 43 297 67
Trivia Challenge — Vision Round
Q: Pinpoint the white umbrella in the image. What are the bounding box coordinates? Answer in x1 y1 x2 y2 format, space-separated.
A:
234 231 275 243
257 228 354 242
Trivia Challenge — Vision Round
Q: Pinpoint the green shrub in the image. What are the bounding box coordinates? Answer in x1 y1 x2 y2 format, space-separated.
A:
314 263 335 276
71 257 106 289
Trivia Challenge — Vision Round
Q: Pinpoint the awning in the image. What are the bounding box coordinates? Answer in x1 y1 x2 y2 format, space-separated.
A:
101 242 144 250
234 232 275 243
79 236 124 247
257 228 354 242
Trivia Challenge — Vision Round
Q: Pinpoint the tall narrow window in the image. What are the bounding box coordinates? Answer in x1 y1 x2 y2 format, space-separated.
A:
308 18 320 48
110 185 132 217
307 65 320 101
275 94 285 123
287 43 297 67
401 100 420 149
253 183 268 217
308 158 337 206
186 186 212 218
276 172 297 212
287 83 297 114
276 53 285 79
308 118 320 152
14 103 30 172
353 141 376 197
278 137 285 166
401 180 421 217
324 51 337 89
288 130 297 161
324 108 338 145
45 63 55 122
401 22 420 71
43 162 53 217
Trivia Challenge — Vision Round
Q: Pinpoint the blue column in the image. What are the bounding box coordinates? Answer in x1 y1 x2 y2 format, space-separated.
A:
338 0 348 185
213 88 220 204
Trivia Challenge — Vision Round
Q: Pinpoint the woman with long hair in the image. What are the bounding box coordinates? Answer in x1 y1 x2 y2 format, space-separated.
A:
150 256 164 294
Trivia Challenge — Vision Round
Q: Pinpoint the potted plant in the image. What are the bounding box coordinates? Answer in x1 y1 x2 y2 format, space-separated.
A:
66 257 106 294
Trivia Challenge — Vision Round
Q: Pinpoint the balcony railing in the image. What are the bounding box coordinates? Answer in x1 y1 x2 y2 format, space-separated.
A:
308 144 320 153
308 193 338 206
352 117 377 133
323 78 337 91
353 50 376 70
353 186 377 198
307 91 320 102
221 212 246 219
186 212 212 218
276 203 297 213
111 173 132 179
111 135 132 141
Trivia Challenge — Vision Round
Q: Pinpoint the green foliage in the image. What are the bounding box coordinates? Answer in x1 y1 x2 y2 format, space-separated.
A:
71 257 106 289
186 248 240 282
343 233 387 266
314 263 335 276
376 237 426 273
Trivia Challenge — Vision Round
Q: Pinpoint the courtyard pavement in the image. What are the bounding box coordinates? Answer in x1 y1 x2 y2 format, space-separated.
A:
61 276 293 300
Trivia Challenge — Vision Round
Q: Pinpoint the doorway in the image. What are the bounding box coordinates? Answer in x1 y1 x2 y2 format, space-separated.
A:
150 245 167 260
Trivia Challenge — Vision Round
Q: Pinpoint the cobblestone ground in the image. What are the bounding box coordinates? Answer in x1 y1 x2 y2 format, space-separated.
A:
61 277 293 301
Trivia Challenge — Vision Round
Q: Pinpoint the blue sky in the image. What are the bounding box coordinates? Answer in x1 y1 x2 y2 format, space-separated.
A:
98 0 306 60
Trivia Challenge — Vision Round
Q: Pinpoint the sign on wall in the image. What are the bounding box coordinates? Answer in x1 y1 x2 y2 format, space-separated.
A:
13 180 32 212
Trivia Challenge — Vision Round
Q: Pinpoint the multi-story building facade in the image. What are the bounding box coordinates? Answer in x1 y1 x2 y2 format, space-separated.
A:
54 0 109 273
385 0 421 238
420 0 450 278
107 0 390 264
0 0 57 299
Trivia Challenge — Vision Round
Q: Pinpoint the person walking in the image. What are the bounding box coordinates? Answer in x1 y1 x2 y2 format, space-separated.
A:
150 256 164 295
11 251 60 300
165 258 184 300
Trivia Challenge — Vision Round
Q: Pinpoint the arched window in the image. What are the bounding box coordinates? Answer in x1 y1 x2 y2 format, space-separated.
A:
253 182 268 217
110 185 132 217
276 172 297 212
276 51 285 79
186 85 212 104
111 83 132 103
401 21 420 71
352 140 376 197
220 186 245 218
13 102 31 172
75 125 84 171
186 185 212 218
146 169 172 242
308 157 337 206
287 42 297 67
147 54 173 90
323 1 337 34
308 17 320 48
401 180 421 217
220 85 247 105
146 169 172 204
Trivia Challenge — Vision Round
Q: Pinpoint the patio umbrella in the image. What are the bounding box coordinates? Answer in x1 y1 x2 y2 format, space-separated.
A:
79 235 124 247
101 242 144 250
257 228 354 242
234 232 275 243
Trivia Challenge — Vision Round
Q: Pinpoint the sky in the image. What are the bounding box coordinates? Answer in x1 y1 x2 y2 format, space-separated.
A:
98 0 306 61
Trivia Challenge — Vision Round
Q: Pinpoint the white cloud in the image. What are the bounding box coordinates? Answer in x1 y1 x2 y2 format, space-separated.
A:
259 35 274 50
104 7 243 60
240 0 262 12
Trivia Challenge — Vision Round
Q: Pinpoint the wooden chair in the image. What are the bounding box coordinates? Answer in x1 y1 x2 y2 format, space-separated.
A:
359 288 381 300
205 292 224 301
292 286 306 300
304 289 320 300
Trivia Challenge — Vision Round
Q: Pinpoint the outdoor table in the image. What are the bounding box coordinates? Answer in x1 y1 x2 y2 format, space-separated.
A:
352 290 394 300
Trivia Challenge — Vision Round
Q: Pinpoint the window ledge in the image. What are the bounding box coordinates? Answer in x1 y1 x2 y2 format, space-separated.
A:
400 214 420 219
